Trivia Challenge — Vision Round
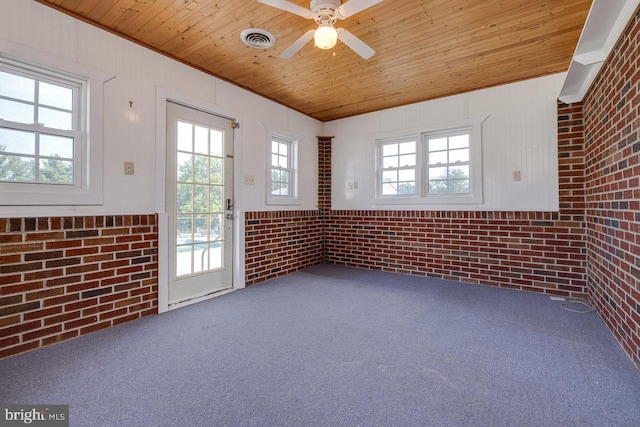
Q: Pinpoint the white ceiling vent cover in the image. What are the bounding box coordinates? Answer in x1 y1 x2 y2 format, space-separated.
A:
241 28 276 49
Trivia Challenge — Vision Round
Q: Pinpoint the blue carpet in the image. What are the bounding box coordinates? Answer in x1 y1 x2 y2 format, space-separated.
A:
1 265 639 426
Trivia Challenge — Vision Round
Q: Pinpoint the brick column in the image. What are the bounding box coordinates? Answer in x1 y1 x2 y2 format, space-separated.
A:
557 101 586 223
318 136 333 262
318 136 332 213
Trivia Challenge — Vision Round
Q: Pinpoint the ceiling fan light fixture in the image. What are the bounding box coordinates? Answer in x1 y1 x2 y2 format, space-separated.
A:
314 23 338 49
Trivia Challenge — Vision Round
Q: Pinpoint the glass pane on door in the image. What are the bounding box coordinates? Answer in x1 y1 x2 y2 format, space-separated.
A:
175 120 226 278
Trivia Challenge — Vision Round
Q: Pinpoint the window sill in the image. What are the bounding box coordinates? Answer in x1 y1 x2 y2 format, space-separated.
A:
0 183 103 206
266 197 301 206
371 193 483 206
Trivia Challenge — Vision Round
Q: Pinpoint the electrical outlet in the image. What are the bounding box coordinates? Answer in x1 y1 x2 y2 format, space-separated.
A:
244 175 255 185
512 171 521 181
124 161 134 175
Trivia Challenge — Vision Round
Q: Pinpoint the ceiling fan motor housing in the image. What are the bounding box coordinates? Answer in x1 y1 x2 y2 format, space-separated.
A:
311 0 341 23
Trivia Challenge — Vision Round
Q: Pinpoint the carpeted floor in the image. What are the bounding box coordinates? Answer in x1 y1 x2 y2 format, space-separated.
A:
1 265 639 426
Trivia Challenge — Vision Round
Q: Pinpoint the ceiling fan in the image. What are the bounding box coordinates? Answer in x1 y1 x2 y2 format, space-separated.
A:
258 0 383 59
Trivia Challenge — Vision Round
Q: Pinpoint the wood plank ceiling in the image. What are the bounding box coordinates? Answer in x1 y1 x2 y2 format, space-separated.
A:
36 0 592 122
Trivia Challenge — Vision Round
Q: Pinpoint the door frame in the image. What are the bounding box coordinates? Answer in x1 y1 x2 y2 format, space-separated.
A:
155 86 246 313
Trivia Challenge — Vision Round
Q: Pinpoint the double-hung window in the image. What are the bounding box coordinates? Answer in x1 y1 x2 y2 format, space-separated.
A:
378 136 418 196
374 117 484 205
426 129 471 195
0 41 109 206
267 133 299 205
0 60 81 186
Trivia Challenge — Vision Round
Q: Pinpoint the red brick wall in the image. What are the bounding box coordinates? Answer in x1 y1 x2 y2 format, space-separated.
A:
325 210 587 297
318 137 333 261
582 9 640 367
558 102 587 223
319 136 332 214
0 215 158 359
244 211 323 286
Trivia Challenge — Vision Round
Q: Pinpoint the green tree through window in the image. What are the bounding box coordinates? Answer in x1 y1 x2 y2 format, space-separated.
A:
0 145 34 181
177 153 223 215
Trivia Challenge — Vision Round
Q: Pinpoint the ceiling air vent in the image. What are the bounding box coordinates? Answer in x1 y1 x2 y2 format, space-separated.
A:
241 28 276 49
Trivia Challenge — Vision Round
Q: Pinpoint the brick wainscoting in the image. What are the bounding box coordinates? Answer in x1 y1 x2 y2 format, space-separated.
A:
0 215 158 359
245 211 324 286
325 211 587 297
582 9 640 367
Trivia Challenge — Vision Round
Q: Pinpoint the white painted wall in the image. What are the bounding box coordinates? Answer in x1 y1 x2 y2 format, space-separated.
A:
325 73 564 211
0 0 322 217
0 0 563 217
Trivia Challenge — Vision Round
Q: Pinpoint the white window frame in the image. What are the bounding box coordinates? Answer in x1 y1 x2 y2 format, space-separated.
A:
266 129 300 206
371 116 486 206
0 59 82 186
0 40 112 206
424 127 473 201
376 135 420 200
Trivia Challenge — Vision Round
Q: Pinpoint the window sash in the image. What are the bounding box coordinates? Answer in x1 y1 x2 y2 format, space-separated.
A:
377 136 418 197
0 58 83 186
425 129 471 195
270 136 294 198
0 126 80 185
0 60 81 131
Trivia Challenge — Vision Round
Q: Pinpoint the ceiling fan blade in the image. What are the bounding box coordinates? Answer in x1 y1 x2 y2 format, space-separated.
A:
280 29 315 59
336 0 384 19
257 0 314 19
337 28 375 59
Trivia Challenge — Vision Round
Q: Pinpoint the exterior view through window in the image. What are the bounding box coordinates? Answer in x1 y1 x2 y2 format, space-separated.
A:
380 137 417 196
175 119 225 277
0 64 80 185
375 126 477 202
270 136 292 196
426 130 471 194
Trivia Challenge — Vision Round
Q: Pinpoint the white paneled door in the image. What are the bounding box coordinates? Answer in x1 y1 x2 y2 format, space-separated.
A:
166 101 234 305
